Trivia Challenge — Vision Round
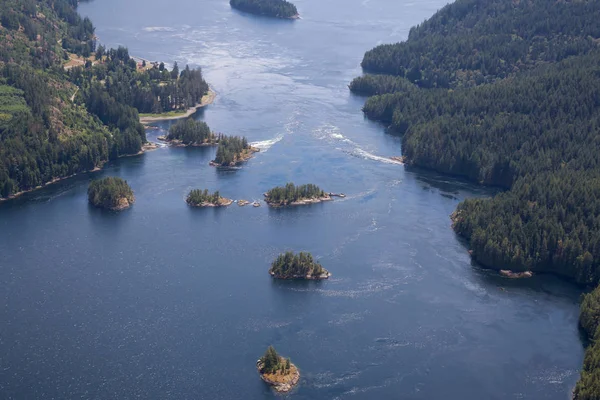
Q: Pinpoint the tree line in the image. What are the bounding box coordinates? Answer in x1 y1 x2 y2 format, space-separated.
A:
360 0 600 89
0 0 211 199
264 183 325 206
167 119 217 145
269 251 327 279
352 0 600 396
87 176 134 210
213 136 251 166
230 0 298 19
186 189 223 206
259 346 292 375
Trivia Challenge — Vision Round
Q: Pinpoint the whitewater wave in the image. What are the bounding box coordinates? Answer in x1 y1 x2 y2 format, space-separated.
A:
314 124 404 166
251 134 284 152
143 26 176 32
349 148 404 165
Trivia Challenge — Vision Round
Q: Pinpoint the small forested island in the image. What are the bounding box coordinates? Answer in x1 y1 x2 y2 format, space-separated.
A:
160 119 219 146
186 189 233 207
210 136 259 167
257 346 300 393
264 183 330 207
230 0 298 19
88 177 135 211
269 251 331 280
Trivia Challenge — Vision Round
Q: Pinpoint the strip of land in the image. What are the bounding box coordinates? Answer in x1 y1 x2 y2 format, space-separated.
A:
139 90 216 124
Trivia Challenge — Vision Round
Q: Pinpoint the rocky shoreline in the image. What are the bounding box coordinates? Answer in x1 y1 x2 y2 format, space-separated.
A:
500 270 533 279
108 196 135 211
264 194 333 207
187 198 234 208
270 270 331 280
209 146 260 167
256 360 300 393
156 136 218 147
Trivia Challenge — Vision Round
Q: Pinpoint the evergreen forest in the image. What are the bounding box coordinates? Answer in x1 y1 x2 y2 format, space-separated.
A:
87 176 134 210
213 136 251 166
259 346 292 375
350 0 600 397
166 119 217 145
264 183 325 206
269 251 328 279
0 0 208 199
186 189 224 206
230 0 298 19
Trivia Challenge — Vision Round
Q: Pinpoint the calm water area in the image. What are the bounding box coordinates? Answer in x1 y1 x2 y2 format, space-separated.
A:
0 0 585 398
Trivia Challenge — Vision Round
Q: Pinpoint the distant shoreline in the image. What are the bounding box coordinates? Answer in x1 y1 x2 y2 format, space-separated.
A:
139 89 216 124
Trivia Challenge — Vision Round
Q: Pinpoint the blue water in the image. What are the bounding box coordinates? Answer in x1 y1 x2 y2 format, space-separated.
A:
0 0 585 398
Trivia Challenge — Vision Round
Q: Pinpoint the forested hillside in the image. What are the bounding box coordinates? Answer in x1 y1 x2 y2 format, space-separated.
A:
352 0 600 397
0 0 209 199
360 0 600 88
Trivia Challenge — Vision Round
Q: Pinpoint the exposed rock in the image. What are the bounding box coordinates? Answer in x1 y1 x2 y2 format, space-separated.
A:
499 270 533 279
257 359 300 393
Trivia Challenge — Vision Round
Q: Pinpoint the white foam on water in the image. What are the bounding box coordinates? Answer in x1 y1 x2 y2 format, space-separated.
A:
314 123 404 166
350 148 404 165
142 26 176 32
250 134 284 152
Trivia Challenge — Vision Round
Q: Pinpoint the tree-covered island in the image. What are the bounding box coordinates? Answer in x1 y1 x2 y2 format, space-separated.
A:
186 189 233 207
257 346 300 393
88 177 135 211
159 119 220 146
269 251 331 280
230 0 299 19
264 183 330 207
210 136 259 167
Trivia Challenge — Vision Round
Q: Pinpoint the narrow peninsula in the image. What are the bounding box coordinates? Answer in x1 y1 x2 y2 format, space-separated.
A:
230 0 298 19
186 189 233 207
159 119 220 146
88 177 135 211
210 136 259 167
257 346 300 393
264 183 331 207
269 251 331 280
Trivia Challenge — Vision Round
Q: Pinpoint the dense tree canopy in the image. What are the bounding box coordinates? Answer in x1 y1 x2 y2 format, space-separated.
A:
186 189 224 206
352 0 600 395
213 136 251 166
259 346 292 375
360 0 600 89
167 119 217 145
87 176 134 210
230 0 298 19
265 183 325 206
269 251 328 279
0 0 210 199
0 0 119 198
576 288 600 400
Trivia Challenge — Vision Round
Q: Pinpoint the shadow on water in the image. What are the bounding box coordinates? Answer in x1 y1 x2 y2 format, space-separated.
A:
181 145 216 160
404 164 501 199
0 169 105 210
229 7 299 24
